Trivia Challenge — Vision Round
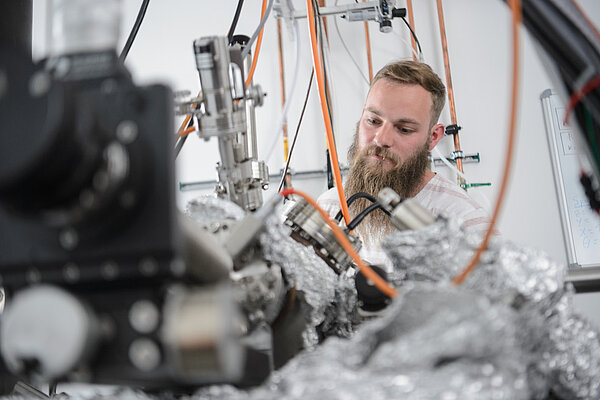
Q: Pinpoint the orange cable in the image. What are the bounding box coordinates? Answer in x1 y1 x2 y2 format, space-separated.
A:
361 0 373 83
406 0 418 61
452 0 521 285
178 126 196 137
281 188 397 297
245 0 268 88
306 0 351 226
435 0 464 176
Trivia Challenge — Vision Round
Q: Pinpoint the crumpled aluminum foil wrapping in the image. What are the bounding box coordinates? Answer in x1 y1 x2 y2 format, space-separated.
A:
259 205 359 343
185 196 359 346
382 214 600 399
185 195 246 222
191 283 529 400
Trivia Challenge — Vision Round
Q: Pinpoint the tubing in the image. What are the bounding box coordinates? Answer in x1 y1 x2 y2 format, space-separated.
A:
276 18 289 161
305 0 351 225
436 0 465 180
452 0 521 285
281 188 396 297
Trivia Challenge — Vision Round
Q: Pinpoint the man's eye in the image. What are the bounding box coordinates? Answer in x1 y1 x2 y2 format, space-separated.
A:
367 118 380 125
396 126 414 134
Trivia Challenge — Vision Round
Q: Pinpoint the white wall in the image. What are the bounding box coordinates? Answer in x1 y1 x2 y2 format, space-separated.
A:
32 0 600 324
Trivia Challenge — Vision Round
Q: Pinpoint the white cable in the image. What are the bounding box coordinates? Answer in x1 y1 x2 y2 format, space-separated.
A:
392 25 423 61
333 0 370 85
241 0 275 60
265 6 301 163
432 146 468 180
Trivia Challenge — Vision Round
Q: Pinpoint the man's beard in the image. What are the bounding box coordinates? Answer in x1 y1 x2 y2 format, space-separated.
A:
344 129 430 246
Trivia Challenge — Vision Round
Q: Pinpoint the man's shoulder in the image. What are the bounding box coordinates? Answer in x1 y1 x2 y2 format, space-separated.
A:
317 187 341 204
417 173 491 232
417 174 482 209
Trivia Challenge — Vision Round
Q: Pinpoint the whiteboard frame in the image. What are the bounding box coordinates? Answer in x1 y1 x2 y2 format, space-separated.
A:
541 89 600 292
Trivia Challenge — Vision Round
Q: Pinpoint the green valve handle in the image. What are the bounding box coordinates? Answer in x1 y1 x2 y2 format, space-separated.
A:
460 182 492 190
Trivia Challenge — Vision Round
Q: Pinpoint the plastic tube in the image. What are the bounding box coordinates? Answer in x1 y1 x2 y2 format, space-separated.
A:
432 146 468 180
265 8 301 163
241 0 274 60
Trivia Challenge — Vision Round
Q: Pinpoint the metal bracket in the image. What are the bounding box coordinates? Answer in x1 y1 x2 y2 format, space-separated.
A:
432 152 480 167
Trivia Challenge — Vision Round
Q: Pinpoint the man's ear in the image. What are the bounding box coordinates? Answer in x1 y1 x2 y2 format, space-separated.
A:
429 123 445 150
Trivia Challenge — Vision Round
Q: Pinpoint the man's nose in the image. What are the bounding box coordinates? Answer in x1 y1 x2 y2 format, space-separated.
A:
374 123 393 148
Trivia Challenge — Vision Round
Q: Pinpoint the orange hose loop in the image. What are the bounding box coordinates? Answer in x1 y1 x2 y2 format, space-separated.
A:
305 0 352 225
281 188 397 297
452 0 521 285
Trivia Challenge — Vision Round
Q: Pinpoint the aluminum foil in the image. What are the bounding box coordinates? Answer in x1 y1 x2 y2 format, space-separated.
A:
382 214 600 399
185 195 246 222
185 196 359 346
259 205 360 343
191 283 529 400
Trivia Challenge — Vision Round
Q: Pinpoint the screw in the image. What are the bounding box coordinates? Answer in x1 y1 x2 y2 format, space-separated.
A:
116 120 138 144
63 263 80 283
29 71 52 98
139 257 159 276
129 300 160 334
129 338 161 371
101 261 119 280
59 228 79 250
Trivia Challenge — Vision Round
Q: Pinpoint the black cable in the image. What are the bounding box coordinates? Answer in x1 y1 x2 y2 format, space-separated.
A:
175 117 195 159
334 192 390 222
347 203 389 231
227 0 245 44
400 16 422 55
119 0 150 62
277 69 315 192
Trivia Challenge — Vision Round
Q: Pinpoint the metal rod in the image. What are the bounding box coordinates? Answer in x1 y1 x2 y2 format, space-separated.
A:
273 1 379 19
179 166 349 192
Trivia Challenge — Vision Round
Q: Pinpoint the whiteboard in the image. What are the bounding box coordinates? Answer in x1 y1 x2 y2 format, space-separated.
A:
542 89 600 272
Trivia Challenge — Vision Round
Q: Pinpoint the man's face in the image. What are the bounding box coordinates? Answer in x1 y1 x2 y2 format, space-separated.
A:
356 79 435 173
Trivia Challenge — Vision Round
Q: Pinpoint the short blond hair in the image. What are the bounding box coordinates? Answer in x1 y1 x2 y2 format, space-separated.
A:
372 61 446 128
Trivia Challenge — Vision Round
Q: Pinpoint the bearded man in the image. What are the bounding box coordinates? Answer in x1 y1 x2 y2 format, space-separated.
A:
317 60 490 269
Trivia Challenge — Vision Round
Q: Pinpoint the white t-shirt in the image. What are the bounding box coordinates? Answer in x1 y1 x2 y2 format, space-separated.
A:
316 173 490 270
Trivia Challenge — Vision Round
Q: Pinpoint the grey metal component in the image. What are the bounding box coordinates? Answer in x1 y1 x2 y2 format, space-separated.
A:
242 51 259 161
178 212 233 283
191 36 269 211
0 285 99 380
161 284 245 383
274 0 386 20
129 300 160 334
194 36 246 137
284 198 362 274
128 338 161 372
431 152 480 167
179 165 349 192
377 188 435 230
230 261 286 326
